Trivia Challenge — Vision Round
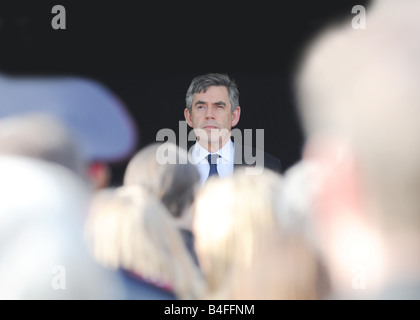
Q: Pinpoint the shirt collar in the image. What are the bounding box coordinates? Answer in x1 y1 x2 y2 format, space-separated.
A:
218 140 234 164
190 140 234 164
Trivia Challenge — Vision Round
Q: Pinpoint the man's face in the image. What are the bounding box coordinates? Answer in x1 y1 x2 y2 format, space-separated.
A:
184 86 240 151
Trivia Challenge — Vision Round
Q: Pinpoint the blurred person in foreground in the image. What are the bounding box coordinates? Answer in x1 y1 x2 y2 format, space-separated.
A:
0 73 138 189
294 0 420 299
193 169 327 299
0 74 139 299
123 142 201 266
85 185 206 300
0 155 126 299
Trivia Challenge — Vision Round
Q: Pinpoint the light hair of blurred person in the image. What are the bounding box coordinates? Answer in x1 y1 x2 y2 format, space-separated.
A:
276 160 332 299
0 156 125 299
123 142 201 265
295 0 420 298
0 113 86 177
85 185 206 300
193 169 326 299
0 112 110 190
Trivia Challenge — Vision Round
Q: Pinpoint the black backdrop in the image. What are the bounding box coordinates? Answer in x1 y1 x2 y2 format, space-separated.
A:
0 0 370 185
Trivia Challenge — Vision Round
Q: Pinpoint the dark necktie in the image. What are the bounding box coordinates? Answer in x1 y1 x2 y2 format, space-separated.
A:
207 154 219 178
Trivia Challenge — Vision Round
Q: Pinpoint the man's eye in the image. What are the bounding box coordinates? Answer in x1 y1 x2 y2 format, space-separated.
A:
197 106 204 109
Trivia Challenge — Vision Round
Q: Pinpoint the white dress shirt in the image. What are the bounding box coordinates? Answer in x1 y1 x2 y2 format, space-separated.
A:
190 140 235 184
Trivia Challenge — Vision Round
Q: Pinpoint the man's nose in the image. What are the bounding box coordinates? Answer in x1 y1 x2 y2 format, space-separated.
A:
205 106 215 118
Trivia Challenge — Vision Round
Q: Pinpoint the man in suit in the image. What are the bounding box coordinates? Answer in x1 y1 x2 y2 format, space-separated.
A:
184 73 281 183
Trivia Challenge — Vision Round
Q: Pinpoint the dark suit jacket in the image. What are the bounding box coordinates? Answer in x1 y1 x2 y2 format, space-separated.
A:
233 144 282 174
119 269 177 300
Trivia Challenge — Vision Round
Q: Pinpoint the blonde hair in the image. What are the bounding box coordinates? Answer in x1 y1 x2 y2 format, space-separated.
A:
224 235 328 300
85 185 205 299
193 170 282 294
193 168 328 299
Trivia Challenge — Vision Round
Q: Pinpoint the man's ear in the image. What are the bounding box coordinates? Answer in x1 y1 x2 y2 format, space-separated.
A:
87 161 111 190
231 106 241 127
184 108 194 128
303 137 362 222
303 138 384 289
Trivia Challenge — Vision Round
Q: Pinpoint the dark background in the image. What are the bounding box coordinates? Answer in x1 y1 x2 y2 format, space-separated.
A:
0 0 370 185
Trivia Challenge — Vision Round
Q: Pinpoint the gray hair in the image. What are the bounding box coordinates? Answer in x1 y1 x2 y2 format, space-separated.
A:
123 142 200 218
0 113 86 177
185 73 239 113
